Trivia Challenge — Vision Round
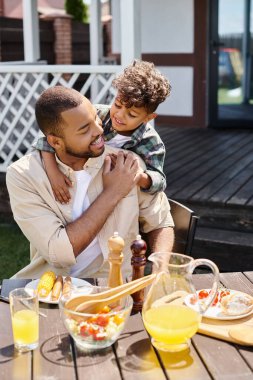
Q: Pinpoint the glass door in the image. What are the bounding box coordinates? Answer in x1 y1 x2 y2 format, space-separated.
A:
209 0 253 127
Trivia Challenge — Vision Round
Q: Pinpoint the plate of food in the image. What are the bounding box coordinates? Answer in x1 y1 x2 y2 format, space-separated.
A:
184 288 253 320
25 272 93 304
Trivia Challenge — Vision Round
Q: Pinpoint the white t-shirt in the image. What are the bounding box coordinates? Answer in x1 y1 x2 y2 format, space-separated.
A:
69 170 102 277
105 133 131 148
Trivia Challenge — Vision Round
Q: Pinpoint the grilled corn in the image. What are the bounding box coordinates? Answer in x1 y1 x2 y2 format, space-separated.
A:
37 271 56 298
62 276 72 296
51 275 63 301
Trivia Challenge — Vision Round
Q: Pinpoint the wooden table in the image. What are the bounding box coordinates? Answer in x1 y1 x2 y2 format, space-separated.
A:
1 272 253 380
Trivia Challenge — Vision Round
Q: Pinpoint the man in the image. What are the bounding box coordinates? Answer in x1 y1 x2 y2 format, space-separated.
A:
6 86 174 279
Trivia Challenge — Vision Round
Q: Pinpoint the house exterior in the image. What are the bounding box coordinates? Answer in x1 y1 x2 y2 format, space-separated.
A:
110 0 253 129
111 0 205 128
0 0 65 18
0 0 252 129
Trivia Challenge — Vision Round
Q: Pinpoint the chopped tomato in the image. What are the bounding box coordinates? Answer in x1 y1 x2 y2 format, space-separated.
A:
95 315 109 327
88 325 99 336
198 290 209 299
80 325 88 336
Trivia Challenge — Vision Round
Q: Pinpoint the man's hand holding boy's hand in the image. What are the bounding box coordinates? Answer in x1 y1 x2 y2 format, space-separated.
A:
106 152 152 190
103 151 141 199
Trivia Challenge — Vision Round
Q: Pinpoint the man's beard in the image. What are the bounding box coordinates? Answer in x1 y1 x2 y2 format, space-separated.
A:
65 145 105 159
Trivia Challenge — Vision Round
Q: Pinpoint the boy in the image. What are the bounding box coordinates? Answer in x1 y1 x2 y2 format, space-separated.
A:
35 60 171 203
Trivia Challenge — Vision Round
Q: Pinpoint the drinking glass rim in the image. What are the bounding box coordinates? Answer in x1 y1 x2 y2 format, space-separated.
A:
9 287 37 300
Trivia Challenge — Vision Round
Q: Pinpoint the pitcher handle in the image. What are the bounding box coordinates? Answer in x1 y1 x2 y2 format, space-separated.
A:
190 258 220 314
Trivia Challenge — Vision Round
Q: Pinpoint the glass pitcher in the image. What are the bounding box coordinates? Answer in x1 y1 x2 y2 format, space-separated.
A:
142 252 219 352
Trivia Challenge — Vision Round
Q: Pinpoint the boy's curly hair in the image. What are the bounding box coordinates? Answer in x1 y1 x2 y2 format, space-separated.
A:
112 60 171 113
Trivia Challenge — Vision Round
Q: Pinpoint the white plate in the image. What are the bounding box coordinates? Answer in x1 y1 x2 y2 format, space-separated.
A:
25 277 93 304
184 289 253 320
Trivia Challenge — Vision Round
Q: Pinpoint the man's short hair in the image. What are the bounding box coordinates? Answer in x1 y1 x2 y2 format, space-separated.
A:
112 60 171 113
35 86 84 136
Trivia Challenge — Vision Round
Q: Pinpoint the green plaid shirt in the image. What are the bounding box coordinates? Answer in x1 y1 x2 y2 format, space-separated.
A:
96 105 166 193
34 104 166 194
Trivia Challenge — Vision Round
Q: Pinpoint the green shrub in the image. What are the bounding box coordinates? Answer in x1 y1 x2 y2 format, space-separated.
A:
0 223 30 280
65 0 89 23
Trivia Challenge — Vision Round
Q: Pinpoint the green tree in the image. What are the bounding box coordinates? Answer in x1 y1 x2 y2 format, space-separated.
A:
64 0 89 23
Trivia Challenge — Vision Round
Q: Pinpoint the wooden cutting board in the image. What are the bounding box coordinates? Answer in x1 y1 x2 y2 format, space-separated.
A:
198 313 253 345
168 293 253 346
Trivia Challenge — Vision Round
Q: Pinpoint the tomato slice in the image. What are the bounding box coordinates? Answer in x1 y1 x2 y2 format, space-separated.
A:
197 289 231 306
80 325 88 336
220 290 230 300
198 290 209 299
189 295 197 305
211 293 219 306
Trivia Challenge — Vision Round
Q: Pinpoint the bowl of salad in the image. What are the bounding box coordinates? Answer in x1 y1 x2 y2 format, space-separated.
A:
59 285 133 350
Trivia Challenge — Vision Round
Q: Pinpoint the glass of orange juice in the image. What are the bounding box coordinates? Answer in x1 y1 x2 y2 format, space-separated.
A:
9 288 39 352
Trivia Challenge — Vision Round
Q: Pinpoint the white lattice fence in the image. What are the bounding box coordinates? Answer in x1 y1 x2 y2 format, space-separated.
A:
0 64 121 172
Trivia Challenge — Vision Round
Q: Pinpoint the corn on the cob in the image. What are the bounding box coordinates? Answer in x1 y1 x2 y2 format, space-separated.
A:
37 271 56 298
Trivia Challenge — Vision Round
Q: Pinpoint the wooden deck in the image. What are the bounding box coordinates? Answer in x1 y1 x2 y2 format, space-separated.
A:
156 126 253 271
157 126 253 207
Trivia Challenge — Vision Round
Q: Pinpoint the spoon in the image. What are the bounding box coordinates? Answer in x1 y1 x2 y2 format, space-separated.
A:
65 274 155 313
65 274 155 311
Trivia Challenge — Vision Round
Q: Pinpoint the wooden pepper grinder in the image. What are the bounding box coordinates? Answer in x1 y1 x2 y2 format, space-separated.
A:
131 234 147 312
107 231 124 288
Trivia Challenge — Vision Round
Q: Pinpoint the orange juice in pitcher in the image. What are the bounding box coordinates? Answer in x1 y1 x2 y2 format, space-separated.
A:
142 253 219 352
143 304 201 349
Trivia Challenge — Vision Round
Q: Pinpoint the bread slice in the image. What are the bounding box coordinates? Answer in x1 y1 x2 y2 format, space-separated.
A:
221 292 253 316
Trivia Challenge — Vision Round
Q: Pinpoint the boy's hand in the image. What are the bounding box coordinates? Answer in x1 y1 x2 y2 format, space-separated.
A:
42 151 72 204
50 173 72 204
102 151 140 199
136 171 152 190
